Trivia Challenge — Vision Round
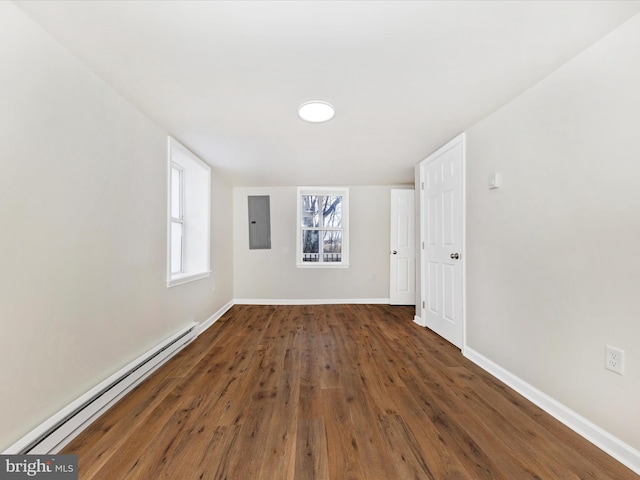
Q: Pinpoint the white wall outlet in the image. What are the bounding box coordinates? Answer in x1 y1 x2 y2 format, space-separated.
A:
605 345 625 375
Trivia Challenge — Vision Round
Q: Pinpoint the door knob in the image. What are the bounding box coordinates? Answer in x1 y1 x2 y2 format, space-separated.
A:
450 253 460 259
392 250 397 255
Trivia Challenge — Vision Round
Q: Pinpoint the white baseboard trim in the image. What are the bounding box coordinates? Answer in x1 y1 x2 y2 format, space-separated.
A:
197 300 234 335
464 346 640 476
234 298 390 305
413 315 425 327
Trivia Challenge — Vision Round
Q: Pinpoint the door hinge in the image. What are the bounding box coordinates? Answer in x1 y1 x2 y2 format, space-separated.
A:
422 301 425 309
421 182 424 190
422 241 425 249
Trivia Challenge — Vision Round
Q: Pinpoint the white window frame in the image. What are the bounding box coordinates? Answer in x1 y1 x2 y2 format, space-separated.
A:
167 137 211 287
296 187 349 268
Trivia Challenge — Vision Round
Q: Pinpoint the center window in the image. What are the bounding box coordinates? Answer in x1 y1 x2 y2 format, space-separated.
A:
296 187 349 268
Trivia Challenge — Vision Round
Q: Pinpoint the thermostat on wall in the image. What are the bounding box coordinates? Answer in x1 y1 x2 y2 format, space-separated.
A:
488 172 502 189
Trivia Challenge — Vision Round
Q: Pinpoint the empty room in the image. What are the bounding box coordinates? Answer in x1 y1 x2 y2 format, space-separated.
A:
1 1 639 478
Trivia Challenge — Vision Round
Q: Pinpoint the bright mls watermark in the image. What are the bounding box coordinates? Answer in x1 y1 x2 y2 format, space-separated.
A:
0 455 77 479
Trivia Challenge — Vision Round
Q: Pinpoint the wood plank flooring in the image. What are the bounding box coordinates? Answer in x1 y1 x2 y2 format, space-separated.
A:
63 304 638 479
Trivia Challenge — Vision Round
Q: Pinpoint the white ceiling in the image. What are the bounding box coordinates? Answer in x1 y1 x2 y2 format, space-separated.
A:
15 1 640 186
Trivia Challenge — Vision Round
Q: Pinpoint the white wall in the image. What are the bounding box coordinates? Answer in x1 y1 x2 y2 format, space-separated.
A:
0 3 233 450
465 14 640 450
233 186 400 301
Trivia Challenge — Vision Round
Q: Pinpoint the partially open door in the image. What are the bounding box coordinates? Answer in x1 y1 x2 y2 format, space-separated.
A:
420 134 465 348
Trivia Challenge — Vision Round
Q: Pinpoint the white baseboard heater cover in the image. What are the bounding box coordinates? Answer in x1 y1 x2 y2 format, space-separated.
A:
4 322 198 455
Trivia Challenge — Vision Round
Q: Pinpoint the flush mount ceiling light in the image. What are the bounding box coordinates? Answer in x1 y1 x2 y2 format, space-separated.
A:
298 101 335 123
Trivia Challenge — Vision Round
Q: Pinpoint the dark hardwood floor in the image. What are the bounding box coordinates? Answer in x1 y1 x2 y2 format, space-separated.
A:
63 304 638 479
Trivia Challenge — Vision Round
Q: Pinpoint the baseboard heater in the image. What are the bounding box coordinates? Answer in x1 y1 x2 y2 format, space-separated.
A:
4 322 199 455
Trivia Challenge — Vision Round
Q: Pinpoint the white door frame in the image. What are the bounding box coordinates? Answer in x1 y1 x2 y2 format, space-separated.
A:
418 133 466 350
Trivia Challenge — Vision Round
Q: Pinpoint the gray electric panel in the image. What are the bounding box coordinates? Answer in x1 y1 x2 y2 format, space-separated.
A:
248 195 271 249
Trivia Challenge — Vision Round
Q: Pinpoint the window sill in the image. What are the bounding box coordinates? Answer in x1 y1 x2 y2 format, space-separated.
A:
167 271 211 288
296 263 350 269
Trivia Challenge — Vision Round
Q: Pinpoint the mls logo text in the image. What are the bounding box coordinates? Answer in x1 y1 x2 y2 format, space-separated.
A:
1 455 77 479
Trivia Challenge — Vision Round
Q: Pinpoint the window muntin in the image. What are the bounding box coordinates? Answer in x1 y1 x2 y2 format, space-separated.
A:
297 188 349 267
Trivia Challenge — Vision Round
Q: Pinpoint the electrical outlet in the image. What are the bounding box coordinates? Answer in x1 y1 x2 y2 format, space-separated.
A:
605 345 625 375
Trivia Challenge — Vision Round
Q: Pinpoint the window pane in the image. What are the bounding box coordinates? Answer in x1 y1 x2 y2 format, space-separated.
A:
302 230 319 262
171 221 183 273
171 167 181 219
323 231 342 262
301 195 320 227
323 196 342 228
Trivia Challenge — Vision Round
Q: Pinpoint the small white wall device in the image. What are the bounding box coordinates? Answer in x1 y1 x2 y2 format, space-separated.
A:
488 172 502 189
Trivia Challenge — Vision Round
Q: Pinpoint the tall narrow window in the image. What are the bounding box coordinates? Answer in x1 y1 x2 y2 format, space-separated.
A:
296 187 349 267
167 137 211 287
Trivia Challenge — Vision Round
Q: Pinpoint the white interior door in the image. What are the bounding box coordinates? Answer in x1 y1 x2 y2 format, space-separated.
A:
390 189 415 305
420 134 465 348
